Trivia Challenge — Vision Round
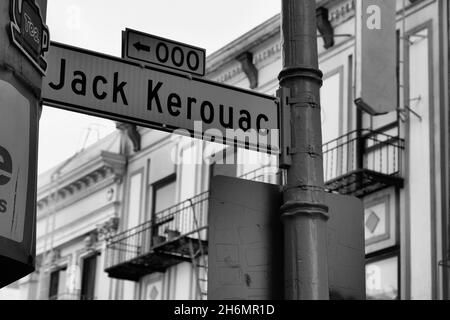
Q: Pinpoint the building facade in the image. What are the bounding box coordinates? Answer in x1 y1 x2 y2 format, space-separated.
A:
3 0 450 300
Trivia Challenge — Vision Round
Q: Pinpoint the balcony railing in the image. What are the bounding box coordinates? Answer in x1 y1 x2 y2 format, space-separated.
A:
322 129 404 197
104 192 209 281
238 165 281 185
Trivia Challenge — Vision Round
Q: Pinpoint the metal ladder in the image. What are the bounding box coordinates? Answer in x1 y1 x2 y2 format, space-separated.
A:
187 198 208 300
188 238 208 300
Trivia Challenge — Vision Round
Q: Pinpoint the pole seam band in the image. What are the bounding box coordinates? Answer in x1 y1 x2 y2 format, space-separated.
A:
278 65 323 85
280 201 329 219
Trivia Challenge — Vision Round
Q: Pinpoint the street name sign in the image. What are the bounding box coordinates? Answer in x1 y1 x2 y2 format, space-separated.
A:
124 28 206 76
42 42 280 154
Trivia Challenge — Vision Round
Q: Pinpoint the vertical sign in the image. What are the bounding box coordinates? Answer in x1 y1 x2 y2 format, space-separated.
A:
355 0 397 115
0 81 31 243
0 0 47 288
0 73 40 288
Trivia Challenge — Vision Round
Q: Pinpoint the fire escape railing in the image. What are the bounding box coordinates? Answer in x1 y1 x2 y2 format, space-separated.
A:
105 192 209 271
322 129 404 195
238 165 281 184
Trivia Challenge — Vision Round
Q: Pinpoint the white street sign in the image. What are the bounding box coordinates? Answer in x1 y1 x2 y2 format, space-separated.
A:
42 42 280 154
124 28 206 76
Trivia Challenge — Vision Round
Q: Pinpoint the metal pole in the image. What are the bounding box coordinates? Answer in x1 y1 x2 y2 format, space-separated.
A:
278 0 329 300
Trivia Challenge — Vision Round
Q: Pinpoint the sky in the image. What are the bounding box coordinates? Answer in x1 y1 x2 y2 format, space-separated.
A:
38 0 281 174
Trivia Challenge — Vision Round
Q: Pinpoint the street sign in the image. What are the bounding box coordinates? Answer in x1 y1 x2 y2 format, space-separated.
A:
208 176 365 300
9 0 50 75
124 28 206 76
42 42 280 154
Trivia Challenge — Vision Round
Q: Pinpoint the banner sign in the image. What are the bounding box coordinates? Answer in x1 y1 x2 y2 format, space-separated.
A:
355 0 397 115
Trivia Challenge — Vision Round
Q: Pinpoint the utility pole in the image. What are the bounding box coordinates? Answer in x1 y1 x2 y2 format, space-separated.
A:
278 0 329 300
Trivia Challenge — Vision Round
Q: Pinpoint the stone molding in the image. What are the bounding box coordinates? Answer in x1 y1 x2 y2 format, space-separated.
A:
37 152 126 212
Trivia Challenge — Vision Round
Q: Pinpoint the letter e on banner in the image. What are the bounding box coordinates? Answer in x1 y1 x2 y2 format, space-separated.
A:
0 80 31 243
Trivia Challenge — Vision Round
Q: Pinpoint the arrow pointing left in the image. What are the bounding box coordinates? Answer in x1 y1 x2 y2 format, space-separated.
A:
133 41 150 52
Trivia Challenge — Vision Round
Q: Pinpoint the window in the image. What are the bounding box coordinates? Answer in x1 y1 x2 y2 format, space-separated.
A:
153 175 176 214
179 143 198 201
48 267 67 300
80 254 98 300
366 255 399 300
151 175 177 244
320 70 342 144
128 172 143 230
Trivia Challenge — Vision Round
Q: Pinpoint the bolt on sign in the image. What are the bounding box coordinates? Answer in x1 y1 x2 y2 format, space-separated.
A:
42 42 280 154
0 0 47 288
355 0 396 115
124 28 206 76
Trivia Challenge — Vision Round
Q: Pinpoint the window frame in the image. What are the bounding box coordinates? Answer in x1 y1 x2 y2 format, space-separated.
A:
79 252 100 300
151 174 177 215
365 246 400 300
48 265 67 300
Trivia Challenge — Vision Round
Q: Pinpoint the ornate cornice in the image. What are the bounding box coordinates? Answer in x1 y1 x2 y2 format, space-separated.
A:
206 0 356 85
96 216 120 241
206 13 280 75
37 152 126 212
328 0 355 26
252 41 282 66
212 64 242 84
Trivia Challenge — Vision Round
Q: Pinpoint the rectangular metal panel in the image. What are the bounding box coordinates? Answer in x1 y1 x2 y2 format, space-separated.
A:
208 176 283 299
42 42 280 154
208 176 365 299
326 192 366 299
356 0 397 115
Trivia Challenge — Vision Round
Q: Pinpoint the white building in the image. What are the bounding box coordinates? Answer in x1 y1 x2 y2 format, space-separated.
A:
2 0 450 300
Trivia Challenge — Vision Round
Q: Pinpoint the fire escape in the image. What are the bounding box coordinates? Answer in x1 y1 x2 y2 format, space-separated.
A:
323 129 404 197
104 192 209 298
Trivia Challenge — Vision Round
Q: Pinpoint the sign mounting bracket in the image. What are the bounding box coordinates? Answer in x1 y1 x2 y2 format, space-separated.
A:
277 87 292 169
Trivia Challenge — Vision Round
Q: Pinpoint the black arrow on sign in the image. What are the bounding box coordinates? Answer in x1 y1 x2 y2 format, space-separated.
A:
133 41 150 52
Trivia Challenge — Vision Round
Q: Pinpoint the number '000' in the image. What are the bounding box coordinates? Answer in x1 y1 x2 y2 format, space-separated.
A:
155 43 200 72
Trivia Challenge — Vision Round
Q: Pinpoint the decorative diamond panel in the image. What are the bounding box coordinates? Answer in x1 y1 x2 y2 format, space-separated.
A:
365 211 380 234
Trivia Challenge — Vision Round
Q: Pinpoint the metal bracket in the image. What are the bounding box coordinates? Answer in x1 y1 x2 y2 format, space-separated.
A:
439 260 450 269
276 87 292 169
398 95 422 122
